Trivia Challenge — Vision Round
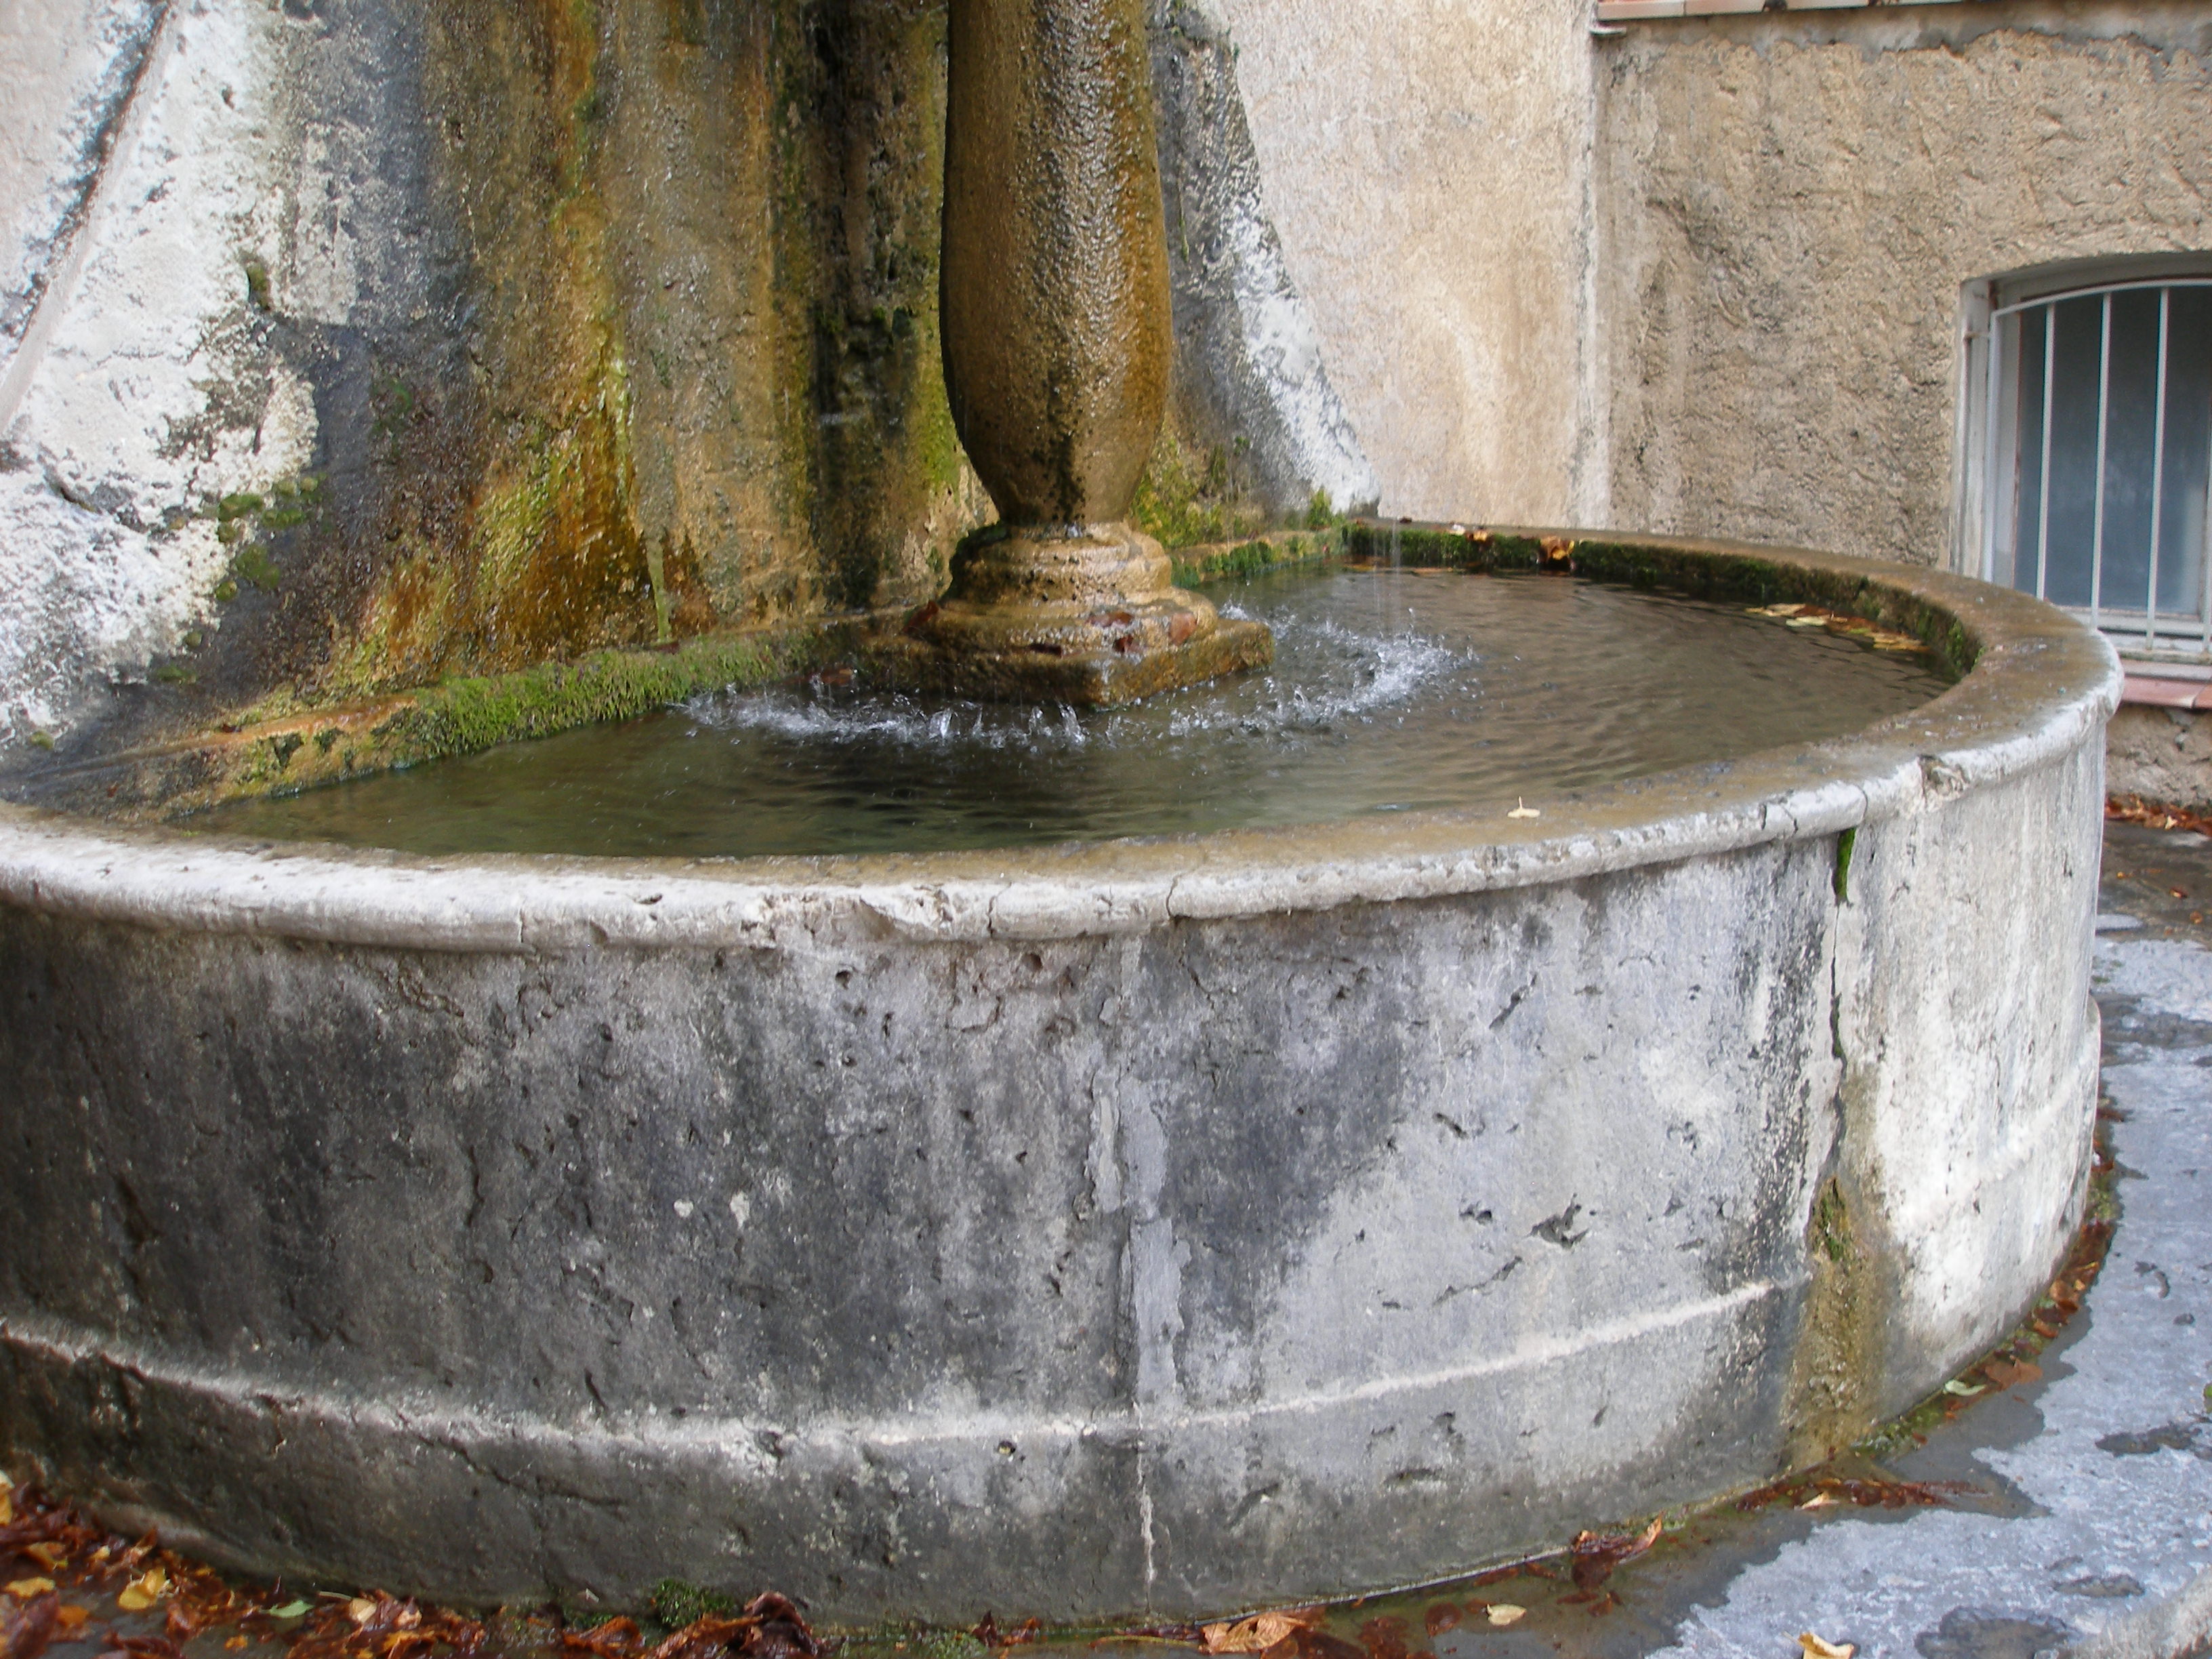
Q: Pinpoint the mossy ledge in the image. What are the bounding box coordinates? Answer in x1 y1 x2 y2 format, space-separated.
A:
14 624 852 826
11 531 1337 821
1344 519 1977 680
1167 525 1342 587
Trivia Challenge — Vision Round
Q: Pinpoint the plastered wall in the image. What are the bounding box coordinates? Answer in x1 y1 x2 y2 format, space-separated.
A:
1595 2 2212 565
1218 0 1603 525
1227 0 2212 560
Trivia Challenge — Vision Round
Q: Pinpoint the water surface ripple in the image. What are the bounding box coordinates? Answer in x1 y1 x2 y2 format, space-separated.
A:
192 569 1950 859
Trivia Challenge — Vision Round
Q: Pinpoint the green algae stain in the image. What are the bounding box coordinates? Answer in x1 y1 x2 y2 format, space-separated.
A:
1131 417 1272 550
1782 1163 1888 1470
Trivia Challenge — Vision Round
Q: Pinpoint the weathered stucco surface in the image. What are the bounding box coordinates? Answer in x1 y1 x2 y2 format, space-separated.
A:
1215 0 1601 526
0 541 2116 1621
1595 3 2212 566
2108 702 2212 811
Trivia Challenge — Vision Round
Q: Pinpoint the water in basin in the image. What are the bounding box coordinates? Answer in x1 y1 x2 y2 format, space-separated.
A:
189 567 1950 859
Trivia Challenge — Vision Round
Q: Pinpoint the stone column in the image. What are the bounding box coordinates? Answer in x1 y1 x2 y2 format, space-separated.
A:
894 0 1271 703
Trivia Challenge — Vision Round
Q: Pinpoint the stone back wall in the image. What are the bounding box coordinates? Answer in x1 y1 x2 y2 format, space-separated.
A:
0 0 1370 761
1592 1 2212 565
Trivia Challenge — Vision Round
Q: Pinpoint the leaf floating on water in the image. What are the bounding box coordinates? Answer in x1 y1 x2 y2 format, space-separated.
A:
54 1607 87 1633
269 1603 312 1620
1983 1358 2043 1390
1485 1607 1525 1628
1507 799 1541 819
117 1568 167 1611
1422 1605 1460 1638
1799 1493 1838 1509
1942 1380 1985 1397
1798 1634 1854 1659
5 1580 56 1600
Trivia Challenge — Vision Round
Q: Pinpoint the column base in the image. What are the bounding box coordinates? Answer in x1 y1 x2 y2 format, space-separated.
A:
870 523 1274 705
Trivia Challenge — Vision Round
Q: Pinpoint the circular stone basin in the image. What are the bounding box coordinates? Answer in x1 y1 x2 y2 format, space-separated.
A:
0 532 2117 1624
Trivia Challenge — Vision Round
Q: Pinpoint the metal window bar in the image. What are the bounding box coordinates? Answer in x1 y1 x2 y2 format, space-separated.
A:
2147 287 2170 644
2036 306 2055 603
1988 277 2212 648
2089 290 2112 632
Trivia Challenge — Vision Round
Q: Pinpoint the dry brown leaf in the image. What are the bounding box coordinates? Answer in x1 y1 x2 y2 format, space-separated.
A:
117 1569 168 1612
1798 1635 1854 1659
53 1609 87 1633
1201 1611 1315 1654
18 1547 64 1572
1484 1607 1525 1628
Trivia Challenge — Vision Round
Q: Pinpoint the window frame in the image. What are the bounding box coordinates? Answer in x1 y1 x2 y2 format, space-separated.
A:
1957 254 2212 661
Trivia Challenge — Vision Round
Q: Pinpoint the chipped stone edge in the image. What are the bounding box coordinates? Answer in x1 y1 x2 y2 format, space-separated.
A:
0 533 2121 956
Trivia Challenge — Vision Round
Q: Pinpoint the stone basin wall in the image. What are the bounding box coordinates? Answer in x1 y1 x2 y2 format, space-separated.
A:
0 537 2118 1621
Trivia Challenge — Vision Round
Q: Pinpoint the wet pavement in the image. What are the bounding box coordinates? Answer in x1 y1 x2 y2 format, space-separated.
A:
5 823 2210 1659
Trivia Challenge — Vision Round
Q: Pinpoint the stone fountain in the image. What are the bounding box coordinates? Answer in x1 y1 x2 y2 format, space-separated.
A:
0 0 2119 1630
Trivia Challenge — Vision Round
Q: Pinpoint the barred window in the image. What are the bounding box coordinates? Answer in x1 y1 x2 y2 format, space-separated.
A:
1971 266 2212 649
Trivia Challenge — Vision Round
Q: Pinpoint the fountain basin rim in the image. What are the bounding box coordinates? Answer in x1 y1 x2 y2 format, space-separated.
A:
0 532 2118 953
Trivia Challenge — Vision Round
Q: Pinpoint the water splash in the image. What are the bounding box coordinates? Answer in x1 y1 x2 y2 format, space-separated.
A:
685 611 1470 757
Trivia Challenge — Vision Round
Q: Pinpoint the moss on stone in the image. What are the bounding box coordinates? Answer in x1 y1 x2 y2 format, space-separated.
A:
1131 418 1273 550
1782 1170 1885 1467
1169 527 1342 587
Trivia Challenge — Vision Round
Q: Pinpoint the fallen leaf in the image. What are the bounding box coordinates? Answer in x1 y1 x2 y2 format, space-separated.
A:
1799 1635 1854 1659
1983 1359 2043 1390
0 1490 11 1528
1485 1607 1525 1628
1568 1515 1663 1589
18 1548 64 1574
1355 1616 1408 1659
225 1639 249 1652
347 1600 377 1627
1748 603 1807 617
1203 1616 1312 1655
268 1603 310 1620
1507 799 1541 819
1799 1493 1837 1510
1942 1380 1984 1397
1422 1605 1459 1638
117 1570 167 1612
53 1609 86 1633
1 1591 56 1659
5 1582 55 1601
